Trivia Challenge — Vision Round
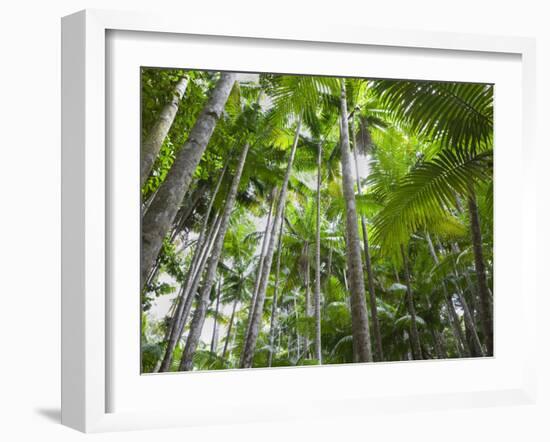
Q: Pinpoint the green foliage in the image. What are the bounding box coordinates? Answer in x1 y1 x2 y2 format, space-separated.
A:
370 79 493 152
140 69 493 373
372 149 492 254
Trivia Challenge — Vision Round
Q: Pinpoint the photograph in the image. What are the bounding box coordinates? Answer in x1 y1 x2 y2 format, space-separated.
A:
140 68 494 373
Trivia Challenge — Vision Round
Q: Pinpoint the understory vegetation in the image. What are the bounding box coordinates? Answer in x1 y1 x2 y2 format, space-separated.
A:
140 68 493 372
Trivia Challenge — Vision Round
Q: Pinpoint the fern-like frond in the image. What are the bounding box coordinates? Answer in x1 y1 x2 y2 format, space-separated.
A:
370 79 493 152
373 149 492 252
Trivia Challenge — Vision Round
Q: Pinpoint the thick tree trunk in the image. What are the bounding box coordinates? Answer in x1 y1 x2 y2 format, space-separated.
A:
467 195 493 355
158 163 228 372
141 74 189 187
240 115 302 368
141 73 236 291
145 183 206 290
351 116 383 362
180 143 251 371
144 185 207 293
339 82 373 363
314 142 322 364
400 244 422 360
267 220 284 367
169 182 209 242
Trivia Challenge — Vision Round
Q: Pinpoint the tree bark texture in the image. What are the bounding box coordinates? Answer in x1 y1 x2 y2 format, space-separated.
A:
467 195 493 355
180 143 251 371
141 74 189 187
158 162 228 371
141 72 236 292
158 212 222 371
351 116 383 362
243 197 274 347
425 233 469 358
222 297 239 360
401 244 423 360
210 278 222 353
240 115 302 368
268 219 284 367
314 142 323 363
339 81 373 363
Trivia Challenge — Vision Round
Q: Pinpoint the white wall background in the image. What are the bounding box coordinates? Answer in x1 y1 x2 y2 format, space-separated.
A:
0 1 547 440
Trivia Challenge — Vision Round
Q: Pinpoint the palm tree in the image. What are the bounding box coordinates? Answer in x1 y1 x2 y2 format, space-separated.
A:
158 161 228 372
240 115 302 368
140 70 494 372
141 72 236 291
180 142 251 370
314 141 323 363
371 79 494 355
243 193 275 346
467 194 493 355
351 106 384 361
141 72 189 187
267 219 284 366
400 243 423 359
338 80 372 363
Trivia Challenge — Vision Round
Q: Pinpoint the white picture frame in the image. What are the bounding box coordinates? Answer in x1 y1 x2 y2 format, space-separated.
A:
61 9 537 433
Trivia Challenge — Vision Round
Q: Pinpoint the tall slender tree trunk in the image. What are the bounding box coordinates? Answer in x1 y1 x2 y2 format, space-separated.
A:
415 242 447 360
240 115 302 368
294 296 300 361
222 296 238 360
157 212 222 371
425 233 469 358
394 267 401 284
421 290 447 359
430 327 445 359
243 196 275 345
467 195 493 355
339 81 373 363
158 162 228 372
210 278 222 353
448 244 483 344
453 281 485 357
350 116 383 362
304 242 311 317
444 293 469 357
180 143 251 371
314 142 322 364
141 73 236 291
141 73 190 187
268 220 284 367
400 244 422 360
304 242 311 357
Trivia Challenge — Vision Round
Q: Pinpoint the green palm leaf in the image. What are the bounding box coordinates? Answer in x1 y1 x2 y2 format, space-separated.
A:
373 149 492 252
370 80 493 152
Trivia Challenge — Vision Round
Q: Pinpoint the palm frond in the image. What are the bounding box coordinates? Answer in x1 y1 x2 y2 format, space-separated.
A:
373 149 492 252
370 80 493 152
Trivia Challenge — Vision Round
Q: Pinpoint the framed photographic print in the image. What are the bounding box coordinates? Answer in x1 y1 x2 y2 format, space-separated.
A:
61 9 537 432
